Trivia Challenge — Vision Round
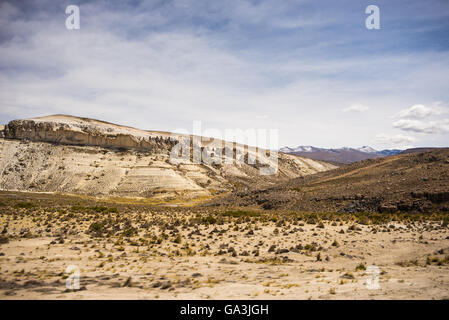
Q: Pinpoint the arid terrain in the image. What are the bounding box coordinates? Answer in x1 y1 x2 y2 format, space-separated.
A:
0 116 448 300
0 191 448 300
215 149 449 213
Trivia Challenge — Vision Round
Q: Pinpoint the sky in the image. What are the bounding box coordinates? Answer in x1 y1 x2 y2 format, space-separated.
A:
0 0 448 150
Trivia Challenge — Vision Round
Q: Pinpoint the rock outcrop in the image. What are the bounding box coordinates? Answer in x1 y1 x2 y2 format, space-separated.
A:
3 116 175 153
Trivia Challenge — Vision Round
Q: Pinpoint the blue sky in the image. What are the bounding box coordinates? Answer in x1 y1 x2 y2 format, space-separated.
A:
0 0 448 149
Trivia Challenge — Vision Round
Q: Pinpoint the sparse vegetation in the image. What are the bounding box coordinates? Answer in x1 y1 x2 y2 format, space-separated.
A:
0 189 448 299
14 201 35 209
426 255 449 266
222 210 261 218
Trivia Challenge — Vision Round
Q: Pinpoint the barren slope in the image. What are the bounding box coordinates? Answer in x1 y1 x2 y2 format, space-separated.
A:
0 115 335 200
212 149 449 213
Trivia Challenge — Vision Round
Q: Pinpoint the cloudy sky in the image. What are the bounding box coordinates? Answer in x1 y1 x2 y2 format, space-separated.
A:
0 0 448 150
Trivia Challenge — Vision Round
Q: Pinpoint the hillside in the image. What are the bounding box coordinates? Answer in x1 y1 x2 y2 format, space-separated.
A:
0 115 335 201
212 148 449 213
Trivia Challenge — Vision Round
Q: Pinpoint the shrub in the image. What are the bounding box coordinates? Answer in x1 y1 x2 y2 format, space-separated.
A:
14 202 35 209
202 215 217 224
0 235 9 244
74 206 118 213
222 210 260 218
92 206 118 213
355 263 366 271
122 226 137 237
88 221 105 236
306 218 316 225
71 205 87 212
174 234 182 244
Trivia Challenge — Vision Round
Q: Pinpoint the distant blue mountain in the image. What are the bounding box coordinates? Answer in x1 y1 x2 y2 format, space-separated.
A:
377 149 402 156
279 146 403 164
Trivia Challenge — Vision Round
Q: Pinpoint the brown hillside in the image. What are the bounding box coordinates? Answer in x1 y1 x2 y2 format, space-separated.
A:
211 149 449 213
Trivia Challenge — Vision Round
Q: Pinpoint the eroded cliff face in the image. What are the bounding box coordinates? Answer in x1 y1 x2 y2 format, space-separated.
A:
0 139 221 199
3 118 176 154
0 115 336 200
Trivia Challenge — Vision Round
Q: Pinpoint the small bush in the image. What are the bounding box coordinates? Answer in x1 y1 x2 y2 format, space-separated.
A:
174 234 182 244
74 205 118 213
88 222 105 236
355 263 366 271
93 206 105 213
202 215 217 224
71 205 87 212
122 226 137 237
222 210 260 218
0 235 9 244
426 255 449 266
14 202 35 209
396 259 419 267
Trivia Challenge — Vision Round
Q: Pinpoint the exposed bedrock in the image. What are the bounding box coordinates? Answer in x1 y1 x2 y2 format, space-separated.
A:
3 119 175 153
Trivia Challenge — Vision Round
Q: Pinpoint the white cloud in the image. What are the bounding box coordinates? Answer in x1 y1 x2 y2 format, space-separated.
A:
374 133 416 148
392 119 449 134
395 104 442 119
342 104 370 113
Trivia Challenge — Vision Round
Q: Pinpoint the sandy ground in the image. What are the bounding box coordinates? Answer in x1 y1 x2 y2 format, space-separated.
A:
1 208 448 300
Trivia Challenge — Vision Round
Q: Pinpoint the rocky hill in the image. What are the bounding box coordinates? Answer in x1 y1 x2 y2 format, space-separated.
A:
212 148 449 213
0 115 335 201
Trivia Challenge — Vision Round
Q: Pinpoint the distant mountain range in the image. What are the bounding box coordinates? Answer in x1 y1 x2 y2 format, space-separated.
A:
279 145 402 164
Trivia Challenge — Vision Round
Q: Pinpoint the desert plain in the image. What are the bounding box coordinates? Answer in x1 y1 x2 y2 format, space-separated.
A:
0 191 448 300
